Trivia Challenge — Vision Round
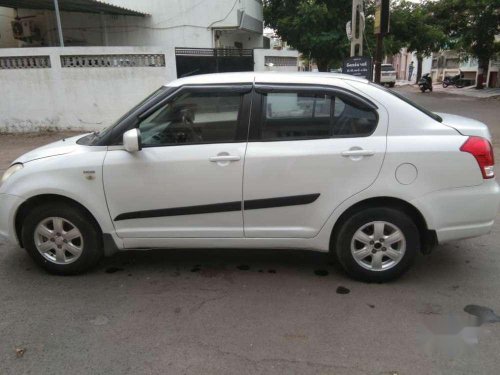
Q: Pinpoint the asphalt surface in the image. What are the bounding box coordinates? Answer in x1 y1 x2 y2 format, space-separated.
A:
1 86 500 375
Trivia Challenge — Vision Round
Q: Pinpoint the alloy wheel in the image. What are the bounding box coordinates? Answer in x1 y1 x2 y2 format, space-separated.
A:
350 221 406 272
34 217 84 265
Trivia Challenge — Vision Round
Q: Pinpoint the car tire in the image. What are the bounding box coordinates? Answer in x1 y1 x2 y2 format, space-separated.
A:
388 82 395 88
334 207 419 282
22 202 103 275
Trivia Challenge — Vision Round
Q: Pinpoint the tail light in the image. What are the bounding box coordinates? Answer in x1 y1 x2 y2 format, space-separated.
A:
460 136 495 179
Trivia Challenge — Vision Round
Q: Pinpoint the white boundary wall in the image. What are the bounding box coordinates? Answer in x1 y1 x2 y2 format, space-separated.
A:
0 46 176 132
1 46 301 133
254 48 300 72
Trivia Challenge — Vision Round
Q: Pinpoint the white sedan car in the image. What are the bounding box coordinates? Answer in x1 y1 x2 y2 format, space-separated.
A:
1 72 498 282
380 64 397 87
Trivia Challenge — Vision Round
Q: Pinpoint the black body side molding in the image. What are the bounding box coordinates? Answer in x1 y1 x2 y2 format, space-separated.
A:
114 194 320 221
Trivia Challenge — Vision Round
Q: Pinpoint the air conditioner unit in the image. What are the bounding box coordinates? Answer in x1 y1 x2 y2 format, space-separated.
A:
11 19 36 40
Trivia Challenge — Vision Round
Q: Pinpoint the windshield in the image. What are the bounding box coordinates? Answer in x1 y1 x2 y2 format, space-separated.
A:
375 84 443 122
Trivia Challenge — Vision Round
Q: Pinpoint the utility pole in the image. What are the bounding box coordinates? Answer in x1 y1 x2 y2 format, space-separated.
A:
53 0 64 47
350 0 364 57
374 33 383 84
343 0 371 81
373 0 390 84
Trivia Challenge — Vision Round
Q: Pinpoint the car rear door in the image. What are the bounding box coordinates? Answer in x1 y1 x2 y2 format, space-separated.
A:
242 83 388 238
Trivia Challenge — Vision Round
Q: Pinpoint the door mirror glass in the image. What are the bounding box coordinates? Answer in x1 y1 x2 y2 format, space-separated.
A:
123 128 142 152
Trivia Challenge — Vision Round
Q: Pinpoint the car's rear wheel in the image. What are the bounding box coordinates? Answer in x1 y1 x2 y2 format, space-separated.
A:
334 207 419 282
22 202 103 275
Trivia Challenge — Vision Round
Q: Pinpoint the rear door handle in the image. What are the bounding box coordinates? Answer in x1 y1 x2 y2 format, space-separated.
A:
209 155 241 162
341 149 376 157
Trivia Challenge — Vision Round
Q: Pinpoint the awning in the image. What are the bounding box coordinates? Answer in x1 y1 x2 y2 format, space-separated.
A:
0 0 148 16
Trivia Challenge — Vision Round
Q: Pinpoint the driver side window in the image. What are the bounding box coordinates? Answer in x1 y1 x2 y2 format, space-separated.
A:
139 91 243 146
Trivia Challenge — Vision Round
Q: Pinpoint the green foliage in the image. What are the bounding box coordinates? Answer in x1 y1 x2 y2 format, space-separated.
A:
263 0 352 70
263 0 443 70
389 1 446 58
363 0 406 58
431 0 500 64
263 0 498 76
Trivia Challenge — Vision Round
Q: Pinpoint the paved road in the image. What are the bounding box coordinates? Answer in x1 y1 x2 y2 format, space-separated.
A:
1 88 500 375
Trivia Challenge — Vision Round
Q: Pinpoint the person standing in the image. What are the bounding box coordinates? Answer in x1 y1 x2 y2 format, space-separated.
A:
408 61 414 81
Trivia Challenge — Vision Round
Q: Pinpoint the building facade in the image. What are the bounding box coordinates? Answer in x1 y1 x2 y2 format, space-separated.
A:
430 51 500 88
0 0 299 132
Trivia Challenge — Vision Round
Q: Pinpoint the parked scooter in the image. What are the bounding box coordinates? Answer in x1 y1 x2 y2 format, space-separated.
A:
418 73 433 92
442 71 465 88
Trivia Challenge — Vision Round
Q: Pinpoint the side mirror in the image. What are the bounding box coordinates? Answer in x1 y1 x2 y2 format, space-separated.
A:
123 128 142 152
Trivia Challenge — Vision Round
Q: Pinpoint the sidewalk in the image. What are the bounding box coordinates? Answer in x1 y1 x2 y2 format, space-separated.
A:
396 79 500 98
432 84 500 99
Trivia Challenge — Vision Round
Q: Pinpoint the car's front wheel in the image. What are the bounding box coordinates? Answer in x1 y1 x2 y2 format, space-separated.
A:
334 207 419 282
22 202 103 275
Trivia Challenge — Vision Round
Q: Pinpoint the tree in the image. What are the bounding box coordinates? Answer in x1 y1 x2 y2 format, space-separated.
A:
363 0 406 61
432 0 500 89
263 0 433 73
389 1 446 82
263 0 352 71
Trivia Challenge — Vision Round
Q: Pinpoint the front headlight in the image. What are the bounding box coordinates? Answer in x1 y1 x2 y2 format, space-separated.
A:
1 163 23 184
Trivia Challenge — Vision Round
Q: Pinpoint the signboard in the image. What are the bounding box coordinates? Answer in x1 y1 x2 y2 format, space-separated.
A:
342 56 372 80
374 0 390 35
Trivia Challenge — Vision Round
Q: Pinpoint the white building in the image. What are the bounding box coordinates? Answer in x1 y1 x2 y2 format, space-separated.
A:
386 48 432 82
389 47 499 88
429 50 499 88
1 0 265 49
0 0 299 132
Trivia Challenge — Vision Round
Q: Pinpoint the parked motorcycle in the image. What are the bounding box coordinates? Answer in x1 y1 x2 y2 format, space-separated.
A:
418 73 433 92
443 71 465 88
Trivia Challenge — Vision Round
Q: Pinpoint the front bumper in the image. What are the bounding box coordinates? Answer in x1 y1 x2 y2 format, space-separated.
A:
413 180 500 243
0 193 24 246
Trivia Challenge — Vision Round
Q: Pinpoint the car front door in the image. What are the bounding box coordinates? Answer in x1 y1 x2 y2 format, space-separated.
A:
103 85 252 239
242 83 388 238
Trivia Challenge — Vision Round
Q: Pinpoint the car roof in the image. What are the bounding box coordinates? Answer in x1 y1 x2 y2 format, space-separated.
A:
166 71 369 87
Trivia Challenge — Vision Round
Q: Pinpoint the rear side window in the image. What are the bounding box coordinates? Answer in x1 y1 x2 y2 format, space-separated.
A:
262 93 332 140
259 91 377 140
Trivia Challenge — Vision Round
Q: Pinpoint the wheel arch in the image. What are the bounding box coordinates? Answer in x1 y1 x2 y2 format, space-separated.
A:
330 196 437 254
15 194 103 248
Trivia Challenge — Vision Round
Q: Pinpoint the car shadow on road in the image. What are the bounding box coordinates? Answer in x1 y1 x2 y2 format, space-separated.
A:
2 239 480 286
87 242 475 285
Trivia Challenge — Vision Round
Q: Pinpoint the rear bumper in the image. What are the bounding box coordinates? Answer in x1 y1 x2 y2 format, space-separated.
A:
413 180 500 243
380 76 396 83
0 193 24 246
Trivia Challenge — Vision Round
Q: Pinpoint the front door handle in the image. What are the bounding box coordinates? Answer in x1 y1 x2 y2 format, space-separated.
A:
341 149 376 157
209 155 241 162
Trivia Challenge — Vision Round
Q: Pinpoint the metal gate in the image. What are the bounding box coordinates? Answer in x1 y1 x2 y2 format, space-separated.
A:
175 48 254 78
